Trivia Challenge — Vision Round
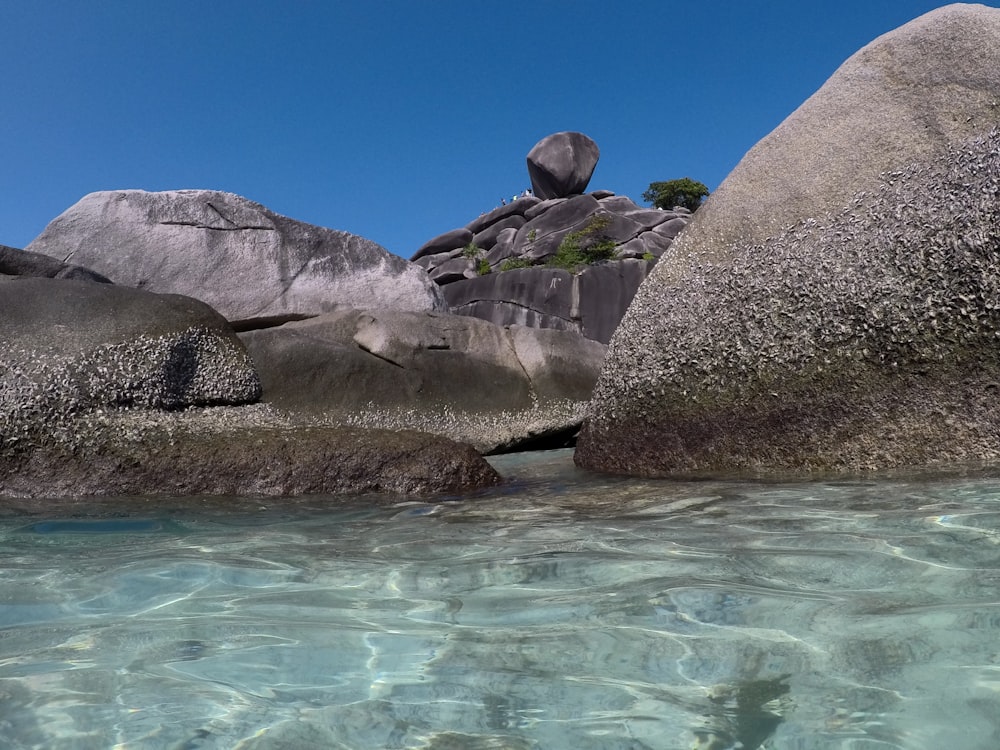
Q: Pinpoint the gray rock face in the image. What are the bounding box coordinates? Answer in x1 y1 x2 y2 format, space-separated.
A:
578 127 1000 472
0 244 111 283
443 260 653 345
410 131 692 343
0 277 261 456
239 307 607 453
526 132 600 199
26 190 447 325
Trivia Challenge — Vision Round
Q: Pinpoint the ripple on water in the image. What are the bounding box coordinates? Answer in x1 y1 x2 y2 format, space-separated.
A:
1 450 1000 748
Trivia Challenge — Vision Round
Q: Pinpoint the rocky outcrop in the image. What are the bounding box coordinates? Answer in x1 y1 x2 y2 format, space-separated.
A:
411 132 692 343
26 190 447 326
577 4 1000 476
0 243 111 283
443 261 654 345
1 277 260 420
239 308 608 453
526 131 600 200
1 419 500 498
0 278 499 498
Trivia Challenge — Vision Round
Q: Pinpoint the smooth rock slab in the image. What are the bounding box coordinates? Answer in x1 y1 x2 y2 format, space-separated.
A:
27 190 447 324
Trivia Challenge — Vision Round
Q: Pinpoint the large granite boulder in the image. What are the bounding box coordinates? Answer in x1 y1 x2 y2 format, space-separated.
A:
577 4 1000 476
1 277 261 454
26 190 447 326
526 132 600 200
662 2 1000 270
0 244 111 283
239 308 608 453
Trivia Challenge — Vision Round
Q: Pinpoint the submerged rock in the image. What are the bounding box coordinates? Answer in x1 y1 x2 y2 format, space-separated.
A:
0 413 500 498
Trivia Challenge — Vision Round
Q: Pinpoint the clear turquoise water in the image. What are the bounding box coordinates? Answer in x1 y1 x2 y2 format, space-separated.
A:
1 449 999 749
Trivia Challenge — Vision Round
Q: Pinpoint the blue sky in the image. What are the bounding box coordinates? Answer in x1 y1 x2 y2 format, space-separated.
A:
2 1 988 259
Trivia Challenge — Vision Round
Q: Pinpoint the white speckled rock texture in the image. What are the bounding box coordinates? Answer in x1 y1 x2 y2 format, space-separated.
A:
578 4 1000 476
26 189 447 324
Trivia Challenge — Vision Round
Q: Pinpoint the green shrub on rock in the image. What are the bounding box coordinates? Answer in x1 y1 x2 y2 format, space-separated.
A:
642 177 709 211
546 214 617 273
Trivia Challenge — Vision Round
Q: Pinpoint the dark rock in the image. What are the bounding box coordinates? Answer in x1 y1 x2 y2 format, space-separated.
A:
590 190 616 200
514 194 600 257
239 308 606 453
429 256 478 284
471 215 526 252
0 277 261 464
526 132 600 199
465 197 541 235
652 217 689 239
575 260 654 344
623 209 675 231
411 227 474 261
524 198 567 221
444 262 652 345
26 189 447 322
598 196 641 213
412 248 463 270
485 228 518 266
0 244 111 283
0 424 500 498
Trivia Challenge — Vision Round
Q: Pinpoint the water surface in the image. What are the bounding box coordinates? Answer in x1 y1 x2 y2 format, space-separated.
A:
1 450 999 749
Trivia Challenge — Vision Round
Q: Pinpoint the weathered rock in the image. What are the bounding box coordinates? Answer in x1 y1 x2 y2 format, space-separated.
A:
664 2 1000 269
471 215 526 252
444 261 652 345
526 132 600 199
239 308 607 453
0 277 261 461
0 244 111 283
0 420 500 498
429 256 477 284
579 4 1000 477
485 228 518 266
26 190 447 324
513 194 601 257
465 197 541 235
412 227 474 261
410 131 691 343
578 124 1000 475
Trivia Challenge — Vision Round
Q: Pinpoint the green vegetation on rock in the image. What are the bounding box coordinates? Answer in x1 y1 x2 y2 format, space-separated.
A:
546 214 617 273
499 258 533 272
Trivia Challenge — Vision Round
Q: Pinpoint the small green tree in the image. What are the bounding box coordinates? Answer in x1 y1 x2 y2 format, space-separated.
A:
642 178 709 211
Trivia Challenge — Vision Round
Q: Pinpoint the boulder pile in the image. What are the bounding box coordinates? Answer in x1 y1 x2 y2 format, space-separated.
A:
410 131 691 343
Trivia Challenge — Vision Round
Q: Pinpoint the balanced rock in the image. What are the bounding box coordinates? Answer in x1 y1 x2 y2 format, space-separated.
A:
577 4 1000 476
526 132 600 200
26 190 447 326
